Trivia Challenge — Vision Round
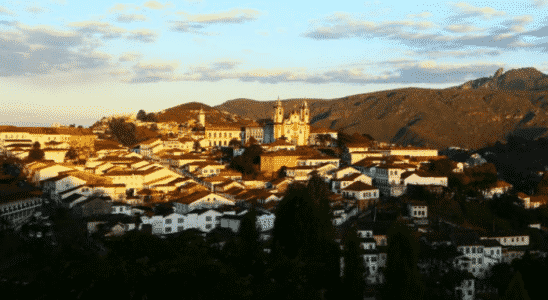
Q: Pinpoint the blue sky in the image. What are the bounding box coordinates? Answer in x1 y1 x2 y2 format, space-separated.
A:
1 0 548 126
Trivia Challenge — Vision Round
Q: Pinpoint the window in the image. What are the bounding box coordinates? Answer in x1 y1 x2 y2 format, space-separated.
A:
478 258 482 264
178 226 184 232
165 219 172 224
206 224 212 229
472 258 476 264
466 248 470 254
206 216 212 221
165 227 172 233
178 218 184 223
472 247 476 253
479 248 483 253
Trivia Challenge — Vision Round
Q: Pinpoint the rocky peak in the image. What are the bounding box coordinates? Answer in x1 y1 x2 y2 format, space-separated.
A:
493 68 504 78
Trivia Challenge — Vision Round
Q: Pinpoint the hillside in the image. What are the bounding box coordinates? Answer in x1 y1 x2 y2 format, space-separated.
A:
217 68 548 150
156 101 256 126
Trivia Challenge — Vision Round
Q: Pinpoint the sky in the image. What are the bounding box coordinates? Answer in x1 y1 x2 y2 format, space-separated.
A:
1 0 548 127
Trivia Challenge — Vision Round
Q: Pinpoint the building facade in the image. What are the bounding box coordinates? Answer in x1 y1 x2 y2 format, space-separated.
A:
264 98 310 146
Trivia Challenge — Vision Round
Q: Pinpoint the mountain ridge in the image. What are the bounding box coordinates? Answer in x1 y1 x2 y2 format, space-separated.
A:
216 67 548 149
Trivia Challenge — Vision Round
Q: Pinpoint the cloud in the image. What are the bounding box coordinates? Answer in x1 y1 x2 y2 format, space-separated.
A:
0 23 113 77
533 0 548 7
0 6 15 16
117 58 503 86
26 6 49 14
302 12 542 53
450 2 505 18
67 21 127 39
134 60 180 72
445 24 485 33
119 51 142 62
410 49 502 59
126 29 159 42
108 3 138 13
116 14 148 23
303 14 437 40
177 8 262 24
50 0 66 5
143 1 172 10
407 12 432 19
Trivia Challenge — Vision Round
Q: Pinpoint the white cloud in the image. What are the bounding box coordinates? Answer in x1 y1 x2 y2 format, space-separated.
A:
451 2 505 18
127 29 158 43
0 6 15 16
177 8 262 24
116 14 148 23
143 1 173 10
67 21 127 39
445 24 485 33
119 51 142 62
533 0 548 7
407 12 432 19
26 6 49 14
107 4 137 14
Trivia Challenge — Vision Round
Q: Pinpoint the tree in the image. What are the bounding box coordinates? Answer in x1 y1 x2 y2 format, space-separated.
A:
193 140 201 152
382 221 425 300
69 124 76 128
502 271 531 300
77 125 83 129
136 110 147 121
427 159 455 175
150 123 159 132
65 148 78 161
277 166 287 179
28 142 45 161
145 113 157 122
228 138 241 148
247 136 258 146
342 225 367 300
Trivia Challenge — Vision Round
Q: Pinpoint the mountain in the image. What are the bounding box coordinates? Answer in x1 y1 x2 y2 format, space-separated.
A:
156 102 256 126
216 68 548 150
458 67 548 91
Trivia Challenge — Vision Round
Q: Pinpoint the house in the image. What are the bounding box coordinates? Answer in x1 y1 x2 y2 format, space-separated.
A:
479 232 529 247
341 182 379 211
140 212 186 235
173 191 234 214
344 151 383 165
220 209 275 233
285 166 316 181
297 155 340 168
261 139 297 152
407 200 428 219
308 127 337 146
26 163 75 184
481 180 512 199
0 185 43 227
517 193 548 209
111 202 133 215
72 195 113 218
332 173 373 193
401 171 448 187
41 173 88 198
205 126 241 148
331 166 362 180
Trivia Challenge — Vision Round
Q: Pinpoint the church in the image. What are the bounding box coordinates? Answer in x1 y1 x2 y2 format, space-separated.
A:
263 97 310 146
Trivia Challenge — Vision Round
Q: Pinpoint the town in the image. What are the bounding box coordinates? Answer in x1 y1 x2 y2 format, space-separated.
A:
1 99 545 299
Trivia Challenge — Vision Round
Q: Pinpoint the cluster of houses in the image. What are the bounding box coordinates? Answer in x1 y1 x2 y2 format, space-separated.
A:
2 115 547 300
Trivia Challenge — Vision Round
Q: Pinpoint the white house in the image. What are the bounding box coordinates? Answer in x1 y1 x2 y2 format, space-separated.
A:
481 180 513 199
173 191 234 214
401 171 448 187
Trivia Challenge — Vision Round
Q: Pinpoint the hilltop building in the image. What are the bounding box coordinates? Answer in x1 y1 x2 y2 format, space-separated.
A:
264 97 310 146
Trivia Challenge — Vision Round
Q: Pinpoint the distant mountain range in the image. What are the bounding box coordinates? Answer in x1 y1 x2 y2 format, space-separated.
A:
99 67 548 150
216 67 548 150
